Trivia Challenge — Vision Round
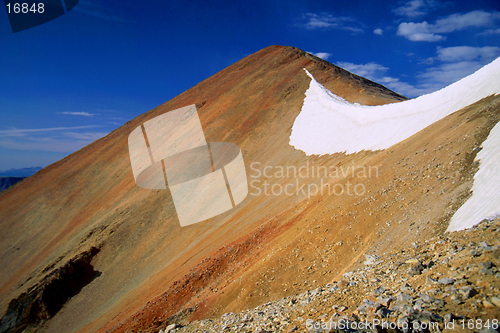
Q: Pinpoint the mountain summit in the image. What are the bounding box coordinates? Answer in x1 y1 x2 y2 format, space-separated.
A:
0 45 498 333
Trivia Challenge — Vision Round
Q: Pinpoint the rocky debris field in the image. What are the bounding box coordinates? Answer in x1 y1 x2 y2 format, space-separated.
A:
158 218 500 332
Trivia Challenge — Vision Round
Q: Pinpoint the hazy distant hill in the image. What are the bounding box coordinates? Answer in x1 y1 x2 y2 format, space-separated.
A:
0 177 25 192
0 167 42 177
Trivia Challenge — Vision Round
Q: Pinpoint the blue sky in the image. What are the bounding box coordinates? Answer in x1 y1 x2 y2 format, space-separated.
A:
1 0 499 171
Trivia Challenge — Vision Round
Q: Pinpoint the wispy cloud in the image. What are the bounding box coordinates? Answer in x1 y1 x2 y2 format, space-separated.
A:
308 52 332 60
72 0 126 22
60 111 96 116
416 61 483 87
63 132 109 141
336 46 500 98
397 21 444 41
373 28 383 35
300 13 364 33
417 46 500 88
336 62 389 78
393 0 437 18
336 60 435 97
0 126 108 152
397 10 500 42
436 46 500 62
0 137 99 153
0 126 102 137
477 28 500 36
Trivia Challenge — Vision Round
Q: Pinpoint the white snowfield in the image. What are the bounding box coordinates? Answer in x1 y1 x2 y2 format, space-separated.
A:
447 124 500 232
290 57 500 231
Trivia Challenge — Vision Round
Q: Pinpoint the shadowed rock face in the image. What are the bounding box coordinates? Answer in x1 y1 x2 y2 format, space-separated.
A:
0 45 498 333
0 247 100 333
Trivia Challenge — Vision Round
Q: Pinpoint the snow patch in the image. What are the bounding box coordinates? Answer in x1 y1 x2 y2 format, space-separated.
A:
290 57 500 155
290 57 500 231
447 123 500 232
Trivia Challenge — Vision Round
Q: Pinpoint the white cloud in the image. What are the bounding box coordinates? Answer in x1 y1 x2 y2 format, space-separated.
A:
309 52 332 60
301 13 364 33
60 111 96 116
381 77 432 97
373 28 383 35
433 11 499 32
416 46 500 89
417 61 483 87
337 46 500 98
397 22 445 41
436 46 500 63
336 62 389 79
394 0 429 18
397 10 500 42
336 61 427 96
478 28 500 35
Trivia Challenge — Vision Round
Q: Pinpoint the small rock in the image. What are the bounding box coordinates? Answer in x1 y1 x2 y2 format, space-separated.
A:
396 292 413 304
480 267 494 275
405 258 420 264
408 263 424 275
491 297 500 307
438 277 454 285
377 295 392 307
376 306 392 318
419 293 436 303
400 283 414 293
444 313 455 323
165 323 179 332
471 249 481 257
481 261 493 269
357 299 377 313
373 286 386 296
479 241 493 251
426 276 438 285
459 286 477 299
483 300 495 308
364 255 380 265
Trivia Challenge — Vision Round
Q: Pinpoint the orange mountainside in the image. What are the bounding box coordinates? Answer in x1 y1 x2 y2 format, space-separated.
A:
0 45 499 333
